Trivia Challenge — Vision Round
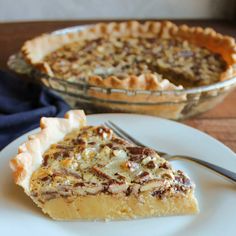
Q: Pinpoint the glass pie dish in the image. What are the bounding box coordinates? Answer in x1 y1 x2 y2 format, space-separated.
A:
8 24 236 120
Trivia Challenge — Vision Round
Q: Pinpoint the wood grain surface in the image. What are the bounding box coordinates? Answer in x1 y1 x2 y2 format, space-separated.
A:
0 20 235 152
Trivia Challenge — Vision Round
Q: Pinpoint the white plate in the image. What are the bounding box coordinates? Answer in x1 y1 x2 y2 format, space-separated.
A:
0 114 236 236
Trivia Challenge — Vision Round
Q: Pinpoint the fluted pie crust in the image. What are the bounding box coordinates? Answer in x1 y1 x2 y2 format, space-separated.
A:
21 21 236 90
10 110 198 220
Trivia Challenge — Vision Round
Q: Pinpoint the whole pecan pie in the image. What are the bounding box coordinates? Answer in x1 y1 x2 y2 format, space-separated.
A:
10 110 198 220
21 21 236 119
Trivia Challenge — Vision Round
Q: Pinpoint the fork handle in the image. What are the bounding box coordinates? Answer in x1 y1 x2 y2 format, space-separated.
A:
169 155 236 183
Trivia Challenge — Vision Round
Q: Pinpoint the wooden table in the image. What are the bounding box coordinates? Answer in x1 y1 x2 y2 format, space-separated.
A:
0 20 235 152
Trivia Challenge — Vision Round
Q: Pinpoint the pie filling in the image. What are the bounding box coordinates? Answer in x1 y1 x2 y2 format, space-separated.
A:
43 37 227 88
30 126 193 204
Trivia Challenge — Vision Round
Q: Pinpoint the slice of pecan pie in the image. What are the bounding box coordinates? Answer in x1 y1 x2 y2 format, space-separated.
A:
10 110 198 220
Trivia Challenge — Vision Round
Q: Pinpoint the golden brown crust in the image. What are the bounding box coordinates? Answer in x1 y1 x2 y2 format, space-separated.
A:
21 21 236 89
9 110 86 194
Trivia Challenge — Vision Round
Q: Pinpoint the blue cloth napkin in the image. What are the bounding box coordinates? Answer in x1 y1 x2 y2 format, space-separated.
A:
0 70 70 150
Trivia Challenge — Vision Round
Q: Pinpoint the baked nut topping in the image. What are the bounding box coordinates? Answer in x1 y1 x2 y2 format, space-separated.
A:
30 126 193 203
29 125 194 204
44 37 226 87
10 110 198 220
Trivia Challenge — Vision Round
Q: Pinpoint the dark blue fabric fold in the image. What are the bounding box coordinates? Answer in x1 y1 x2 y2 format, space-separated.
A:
0 70 70 150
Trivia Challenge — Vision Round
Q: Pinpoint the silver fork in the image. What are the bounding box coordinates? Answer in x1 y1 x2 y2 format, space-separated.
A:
104 121 236 183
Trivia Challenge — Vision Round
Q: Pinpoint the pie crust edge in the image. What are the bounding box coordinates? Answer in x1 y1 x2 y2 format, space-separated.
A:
10 110 86 194
21 20 236 89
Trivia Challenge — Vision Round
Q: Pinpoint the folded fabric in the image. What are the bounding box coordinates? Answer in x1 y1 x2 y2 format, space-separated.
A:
0 70 70 150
